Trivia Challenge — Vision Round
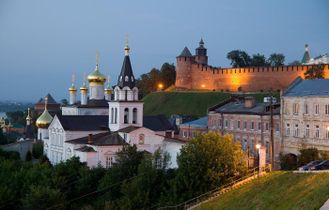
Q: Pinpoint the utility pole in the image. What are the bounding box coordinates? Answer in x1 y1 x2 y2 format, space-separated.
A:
270 90 274 171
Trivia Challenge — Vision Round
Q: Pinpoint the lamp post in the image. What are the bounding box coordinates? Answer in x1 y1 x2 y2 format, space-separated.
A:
256 143 261 176
158 83 163 91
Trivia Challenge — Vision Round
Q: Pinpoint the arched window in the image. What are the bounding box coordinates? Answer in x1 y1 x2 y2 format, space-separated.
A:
114 108 118 124
125 76 129 82
139 134 145 144
66 148 72 159
124 108 129 124
111 108 114 124
131 76 134 82
133 108 137 124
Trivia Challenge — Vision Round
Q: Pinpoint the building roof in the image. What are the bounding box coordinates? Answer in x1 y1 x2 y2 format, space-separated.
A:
116 55 135 89
37 93 58 104
180 116 208 128
67 132 126 146
117 126 141 133
213 100 280 115
64 99 109 108
301 44 311 64
143 115 174 131
75 146 96 152
284 78 329 97
178 47 193 57
56 115 108 131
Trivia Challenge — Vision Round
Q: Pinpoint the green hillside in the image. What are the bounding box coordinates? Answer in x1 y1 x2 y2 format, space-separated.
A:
198 171 329 210
142 91 279 117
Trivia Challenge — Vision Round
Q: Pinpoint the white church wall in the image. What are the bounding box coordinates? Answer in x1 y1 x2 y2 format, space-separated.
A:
161 140 184 168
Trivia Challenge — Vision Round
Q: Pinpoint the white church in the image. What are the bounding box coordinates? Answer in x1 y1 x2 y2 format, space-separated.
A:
35 42 185 168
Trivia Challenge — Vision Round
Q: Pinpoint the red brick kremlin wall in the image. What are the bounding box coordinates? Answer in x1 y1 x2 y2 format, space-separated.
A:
175 58 329 92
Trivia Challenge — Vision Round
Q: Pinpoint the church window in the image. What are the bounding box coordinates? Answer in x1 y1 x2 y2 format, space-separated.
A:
139 134 145 144
294 124 299 137
258 122 262 131
325 105 329 115
125 76 129 82
120 76 123 82
124 108 129 124
114 108 118 124
66 148 72 159
293 103 299 115
304 103 309 114
106 156 115 168
133 108 137 124
131 76 134 82
111 108 114 124
305 124 310 137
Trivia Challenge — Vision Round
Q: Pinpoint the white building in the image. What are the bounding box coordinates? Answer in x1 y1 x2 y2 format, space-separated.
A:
301 44 329 65
36 42 185 168
281 78 329 157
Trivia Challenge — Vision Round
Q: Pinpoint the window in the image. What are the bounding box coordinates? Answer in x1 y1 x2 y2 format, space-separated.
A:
251 122 254 130
294 124 299 137
265 123 269 131
114 108 118 124
284 103 289 115
131 76 134 82
237 121 241 129
125 76 129 82
293 103 299 115
183 131 187 138
225 120 230 128
243 121 247 130
139 134 145 144
305 125 310 138
106 156 115 168
111 108 114 124
258 122 262 131
286 123 290 136
242 139 247 151
326 127 329 139
326 105 329 115
315 104 319 115
315 125 320 138
275 123 280 132
124 108 129 124
132 108 137 124
304 103 309 114
219 119 222 128
66 148 72 159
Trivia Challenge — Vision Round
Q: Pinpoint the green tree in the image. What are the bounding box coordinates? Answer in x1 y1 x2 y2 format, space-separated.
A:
6 111 26 126
227 50 251 67
298 148 319 167
267 53 285 66
61 99 68 106
289 60 301 66
251 54 268 67
21 185 65 210
280 153 297 170
173 132 247 202
32 142 43 159
0 129 7 145
160 63 176 89
118 150 170 210
25 151 32 161
304 65 325 80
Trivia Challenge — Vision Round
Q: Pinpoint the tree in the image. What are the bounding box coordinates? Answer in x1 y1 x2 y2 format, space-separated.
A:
251 54 268 67
298 148 319 167
160 63 176 89
61 99 68 106
25 151 32 161
32 142 43 159
173 132 247 202
267 53 285 67
0 129 7 145
227 50 251 67
288 60 301 66
280 153 297 170
304 65 324 80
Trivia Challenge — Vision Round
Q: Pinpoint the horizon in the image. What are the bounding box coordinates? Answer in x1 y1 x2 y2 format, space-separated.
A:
0 0 328 101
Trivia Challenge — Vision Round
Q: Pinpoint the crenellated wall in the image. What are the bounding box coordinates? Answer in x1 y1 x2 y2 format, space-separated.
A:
176 61 329 92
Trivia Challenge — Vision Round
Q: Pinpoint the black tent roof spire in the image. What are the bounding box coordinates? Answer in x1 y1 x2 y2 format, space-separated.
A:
117 36 136 89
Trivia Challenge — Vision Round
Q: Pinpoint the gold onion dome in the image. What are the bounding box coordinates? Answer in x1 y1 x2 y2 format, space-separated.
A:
36 98 53 128
80 82 88 92
88 51 106 84
69 83 77 92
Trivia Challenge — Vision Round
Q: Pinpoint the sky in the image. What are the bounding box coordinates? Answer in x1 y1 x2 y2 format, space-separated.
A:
0 0 328 102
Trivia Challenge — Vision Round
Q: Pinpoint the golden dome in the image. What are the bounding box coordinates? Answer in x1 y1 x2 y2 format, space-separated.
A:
36 109 53 128
69 83 77 92
80 82 88 92
88 65 106 84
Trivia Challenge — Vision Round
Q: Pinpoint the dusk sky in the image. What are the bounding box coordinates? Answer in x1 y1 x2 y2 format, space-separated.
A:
0 0 328 102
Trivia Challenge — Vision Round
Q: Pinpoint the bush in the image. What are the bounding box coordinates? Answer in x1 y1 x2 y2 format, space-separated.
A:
280 153 297 170
298 148 319 167
26 151 32 161
32 142 43 159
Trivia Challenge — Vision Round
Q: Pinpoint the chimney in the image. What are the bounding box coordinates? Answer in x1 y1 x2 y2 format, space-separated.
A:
88 134 93 144
244 96 256 108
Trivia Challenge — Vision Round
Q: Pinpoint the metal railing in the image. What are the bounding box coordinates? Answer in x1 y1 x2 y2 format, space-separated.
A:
157 165 271 210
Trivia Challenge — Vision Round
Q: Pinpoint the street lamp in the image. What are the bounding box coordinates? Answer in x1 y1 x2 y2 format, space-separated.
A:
256 143 261 175
158 83 163 91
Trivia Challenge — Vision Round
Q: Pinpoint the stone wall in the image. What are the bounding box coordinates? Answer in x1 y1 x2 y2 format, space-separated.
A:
176 62 329 92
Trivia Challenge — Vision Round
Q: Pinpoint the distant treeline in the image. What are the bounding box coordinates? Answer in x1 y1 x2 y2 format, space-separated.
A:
0 101 33 113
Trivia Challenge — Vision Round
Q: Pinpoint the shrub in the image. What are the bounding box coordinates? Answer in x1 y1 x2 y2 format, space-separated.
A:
280 153 297 170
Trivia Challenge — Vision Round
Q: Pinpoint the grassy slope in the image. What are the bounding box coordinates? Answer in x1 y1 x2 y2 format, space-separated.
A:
199 171 329 210
142 92 279 117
